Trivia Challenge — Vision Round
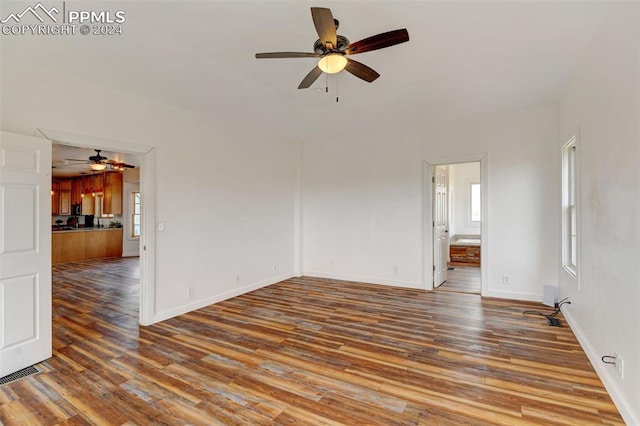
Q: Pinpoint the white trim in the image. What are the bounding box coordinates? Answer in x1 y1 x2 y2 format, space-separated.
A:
139 148 156 325
482 289 541 302
302 271 424 290
563 307 638 425
424 153 488 295
294 140 302 277
154 272 295 323
561 136 579 284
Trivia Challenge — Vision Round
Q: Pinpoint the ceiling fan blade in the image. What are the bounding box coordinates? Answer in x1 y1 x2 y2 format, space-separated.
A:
311 7 337 49
344 59 380 83
345 29 409 55
64 158 90 162
255 52 319 59
298 66 323 89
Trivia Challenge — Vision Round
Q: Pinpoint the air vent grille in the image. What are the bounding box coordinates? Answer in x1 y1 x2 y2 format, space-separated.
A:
0 365 42 386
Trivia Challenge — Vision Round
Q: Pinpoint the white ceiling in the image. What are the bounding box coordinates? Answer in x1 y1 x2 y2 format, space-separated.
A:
1 1 616 139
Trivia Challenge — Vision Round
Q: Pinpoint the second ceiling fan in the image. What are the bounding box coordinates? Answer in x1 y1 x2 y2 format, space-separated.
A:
255 7 409 89
65 149 135 172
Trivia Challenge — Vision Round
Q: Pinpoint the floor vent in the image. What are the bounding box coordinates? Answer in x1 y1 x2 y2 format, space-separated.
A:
0 365 42 386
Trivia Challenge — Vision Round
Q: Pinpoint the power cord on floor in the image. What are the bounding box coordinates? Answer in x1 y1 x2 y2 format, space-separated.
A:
523 297 572 327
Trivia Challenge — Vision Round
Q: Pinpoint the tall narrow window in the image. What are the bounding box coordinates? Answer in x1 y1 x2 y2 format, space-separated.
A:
470 183 481 222
132 192 141 237
562 137 577 276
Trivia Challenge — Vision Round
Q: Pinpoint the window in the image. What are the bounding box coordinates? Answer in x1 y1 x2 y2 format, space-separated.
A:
131 192 141 237
470 183 481 222
562 137 577 276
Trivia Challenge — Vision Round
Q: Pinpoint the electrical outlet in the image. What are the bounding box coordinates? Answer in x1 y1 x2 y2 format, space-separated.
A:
502 275 511 285
235 274 240 283
188 287 195 298
330 261 335 270
273 265 278 272
615 354 624 379
393 266 398 274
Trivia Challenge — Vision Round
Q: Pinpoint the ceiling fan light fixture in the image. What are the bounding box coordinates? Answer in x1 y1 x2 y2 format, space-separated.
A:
90 163 106 171
318 53 347 74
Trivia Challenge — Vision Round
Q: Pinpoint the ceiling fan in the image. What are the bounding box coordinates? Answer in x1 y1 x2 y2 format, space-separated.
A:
64 149 135 172
255 7 409 89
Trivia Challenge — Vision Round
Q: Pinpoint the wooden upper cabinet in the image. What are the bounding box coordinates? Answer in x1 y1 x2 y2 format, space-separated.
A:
53 179 72 216
51 182 60 215
94 174 104 192
59 190 71 215
103 172 123 215
60 179 72 191
71 178 83 205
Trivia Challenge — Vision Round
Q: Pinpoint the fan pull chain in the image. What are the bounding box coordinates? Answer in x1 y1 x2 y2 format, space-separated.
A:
325 72 328 93
336 73 339 103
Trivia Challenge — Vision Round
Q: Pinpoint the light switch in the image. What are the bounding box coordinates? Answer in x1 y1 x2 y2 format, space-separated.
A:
157 221 165 231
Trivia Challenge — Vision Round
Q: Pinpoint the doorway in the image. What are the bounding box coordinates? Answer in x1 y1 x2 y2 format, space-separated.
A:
424 154 487 295
41 129 156 325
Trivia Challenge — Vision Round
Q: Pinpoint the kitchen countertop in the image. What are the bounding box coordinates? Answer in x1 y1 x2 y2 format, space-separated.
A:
52 227 123 233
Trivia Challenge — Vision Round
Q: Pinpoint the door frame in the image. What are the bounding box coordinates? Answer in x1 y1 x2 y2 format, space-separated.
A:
432 165 449 288
423 153 488 293
38 129 156 325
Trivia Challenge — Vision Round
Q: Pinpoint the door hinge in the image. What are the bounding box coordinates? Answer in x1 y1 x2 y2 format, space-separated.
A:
432 176 435 183
433 265 436 272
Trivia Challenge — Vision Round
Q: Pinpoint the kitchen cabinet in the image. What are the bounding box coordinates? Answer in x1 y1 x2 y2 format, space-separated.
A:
71 178 83 205
52 228 123 264
60 180 72 191
51 182 60 215
103 172 123 215
81 194 94 215
59 190 72 215
52 179 72 215
94 174 104 192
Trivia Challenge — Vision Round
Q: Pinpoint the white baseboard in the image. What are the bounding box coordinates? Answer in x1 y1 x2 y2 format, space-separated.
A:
562 307 637 425
302 270 425 289
153 272 295 323
482 288 541 302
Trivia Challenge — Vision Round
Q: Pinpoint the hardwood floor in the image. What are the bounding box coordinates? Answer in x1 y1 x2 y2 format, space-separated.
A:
438 266 481 294
0 259 623 425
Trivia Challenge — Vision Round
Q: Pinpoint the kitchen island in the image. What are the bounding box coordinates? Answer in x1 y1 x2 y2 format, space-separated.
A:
52 228 123 264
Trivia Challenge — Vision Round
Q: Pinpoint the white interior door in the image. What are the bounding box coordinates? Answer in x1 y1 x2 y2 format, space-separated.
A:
433 165 449 287
0 132 52 377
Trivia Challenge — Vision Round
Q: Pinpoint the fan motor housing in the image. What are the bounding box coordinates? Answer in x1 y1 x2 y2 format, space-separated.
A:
314 35 350 54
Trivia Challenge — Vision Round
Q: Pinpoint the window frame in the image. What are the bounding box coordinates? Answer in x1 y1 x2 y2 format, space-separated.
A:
562 136 578 278
131 191 141 238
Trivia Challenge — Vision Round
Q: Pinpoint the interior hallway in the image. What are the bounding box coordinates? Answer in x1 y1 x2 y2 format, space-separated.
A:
438 266 481 294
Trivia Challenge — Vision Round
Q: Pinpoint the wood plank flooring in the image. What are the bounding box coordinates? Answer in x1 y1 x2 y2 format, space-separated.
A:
438 266 481 294
0 258 623 425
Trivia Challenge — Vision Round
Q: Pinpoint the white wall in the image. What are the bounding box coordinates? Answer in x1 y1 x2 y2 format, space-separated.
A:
557 4 639 424
302 105 559 300
1 59 297 322
448 162 481 238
